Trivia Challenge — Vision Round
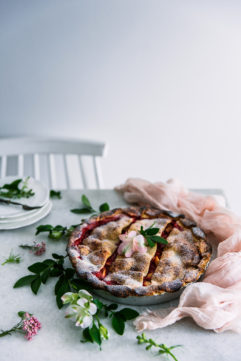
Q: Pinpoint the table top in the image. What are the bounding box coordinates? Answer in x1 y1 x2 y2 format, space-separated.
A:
0 189 240 361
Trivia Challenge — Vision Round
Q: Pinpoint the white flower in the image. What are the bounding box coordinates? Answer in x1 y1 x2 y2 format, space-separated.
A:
75 315 93 328
118 231 147 257
62 290 97 329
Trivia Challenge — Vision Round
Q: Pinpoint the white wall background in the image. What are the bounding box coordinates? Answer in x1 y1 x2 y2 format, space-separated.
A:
1 0 241 212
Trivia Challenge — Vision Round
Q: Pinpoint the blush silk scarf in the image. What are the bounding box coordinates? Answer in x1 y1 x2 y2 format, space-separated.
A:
115 178 241 333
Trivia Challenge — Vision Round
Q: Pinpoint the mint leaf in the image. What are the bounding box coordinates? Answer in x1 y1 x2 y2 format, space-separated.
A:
82 327 94 343
31 277 41 294
50 190 62 199
145 237 156 247
112 314 125 335
89 323 102 346
35 225 53 235
151 236 168 244
106 303 118 311
52 253 64 260
56 277 71 309
43 259 56 266
117 308 139 321
145 227 159 235
99 203 110 212
70 208 93 214
139 224 168 248
93 298 103 311
2 179 22 190
81 194 92 209
14 275 37 288
41 268 50 284
18 311 27 318
28 262 49 274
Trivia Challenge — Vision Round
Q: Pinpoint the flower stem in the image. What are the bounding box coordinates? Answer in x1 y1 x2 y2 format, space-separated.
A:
0 322 22 338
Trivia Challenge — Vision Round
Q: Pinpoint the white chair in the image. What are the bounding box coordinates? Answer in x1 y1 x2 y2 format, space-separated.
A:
0 137 107 189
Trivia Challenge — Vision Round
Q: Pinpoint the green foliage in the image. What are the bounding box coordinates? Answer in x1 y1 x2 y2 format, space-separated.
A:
49 190 62 199
139 223 168 248
35 224 78 240
0 177 34 199
2 251 22 266
137 333 182 361
71 194 110 215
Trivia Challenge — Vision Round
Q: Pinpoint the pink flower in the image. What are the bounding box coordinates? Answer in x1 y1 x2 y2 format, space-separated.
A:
118 231 147 257
33 241 46 256
22 313 41 340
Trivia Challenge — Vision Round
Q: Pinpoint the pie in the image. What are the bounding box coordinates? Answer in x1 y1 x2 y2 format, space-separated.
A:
67 207 212 298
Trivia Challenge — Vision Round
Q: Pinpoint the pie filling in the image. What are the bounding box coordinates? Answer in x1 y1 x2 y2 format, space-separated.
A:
68 208 211 294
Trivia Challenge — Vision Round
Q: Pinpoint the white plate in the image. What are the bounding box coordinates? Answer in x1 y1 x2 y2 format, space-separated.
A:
0 201 49 224
0 176 49 219
0 200 52 230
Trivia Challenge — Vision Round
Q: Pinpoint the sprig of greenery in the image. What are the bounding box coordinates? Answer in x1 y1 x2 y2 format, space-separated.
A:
2 251 21 266
81 299 138 346
13 253 139 347
139 223 168 248
49 190 62 199
13 253 75 306
81 306 139 348
35 224 79 240
0 177 34 199
0 312 25 338
137 333 182 361
71 194 110 214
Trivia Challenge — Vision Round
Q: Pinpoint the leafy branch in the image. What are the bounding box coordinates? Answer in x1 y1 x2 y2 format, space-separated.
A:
0 177 34 199
91 299 139 337
13 253 139 347
49 190 62 199
71 194 110 214
137 333 182 361
2 251 21 266
139 223 168 248
13 253 75 307
35 224 79 240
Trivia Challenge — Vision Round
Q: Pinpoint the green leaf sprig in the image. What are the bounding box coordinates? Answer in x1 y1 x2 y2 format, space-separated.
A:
0 177 34 199
2 251 22 266
93 299 139 335
137 333 182 361
81 299 139 346
13 253 139 347
71 194 110 214
13 253 75 305
35 224 78 240
139 223 168 248
49 190 62 199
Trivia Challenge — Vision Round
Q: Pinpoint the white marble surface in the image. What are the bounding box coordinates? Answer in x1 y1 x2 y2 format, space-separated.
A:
0 189 240 361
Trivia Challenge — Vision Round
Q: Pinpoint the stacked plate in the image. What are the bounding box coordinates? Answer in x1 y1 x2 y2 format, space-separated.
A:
0 176 52 230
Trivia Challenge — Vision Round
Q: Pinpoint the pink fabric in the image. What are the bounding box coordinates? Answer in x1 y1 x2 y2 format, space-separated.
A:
115 178 241 333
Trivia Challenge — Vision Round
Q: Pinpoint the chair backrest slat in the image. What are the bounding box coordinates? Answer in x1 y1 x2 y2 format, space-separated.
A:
18 154 24 177
79 156 87 189
93 156 103 190
33 154 40 180
1 155 7 178
48 154 57 189
63 155 70 189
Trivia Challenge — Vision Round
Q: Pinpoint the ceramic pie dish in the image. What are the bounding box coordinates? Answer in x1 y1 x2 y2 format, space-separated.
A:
67 207 212 305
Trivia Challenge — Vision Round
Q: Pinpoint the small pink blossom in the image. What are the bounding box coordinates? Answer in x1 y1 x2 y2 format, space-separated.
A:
118 231 147 257
33 241 46 256
22 313 41 340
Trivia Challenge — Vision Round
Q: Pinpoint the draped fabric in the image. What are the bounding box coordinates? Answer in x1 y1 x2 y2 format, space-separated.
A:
115 178 241 333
